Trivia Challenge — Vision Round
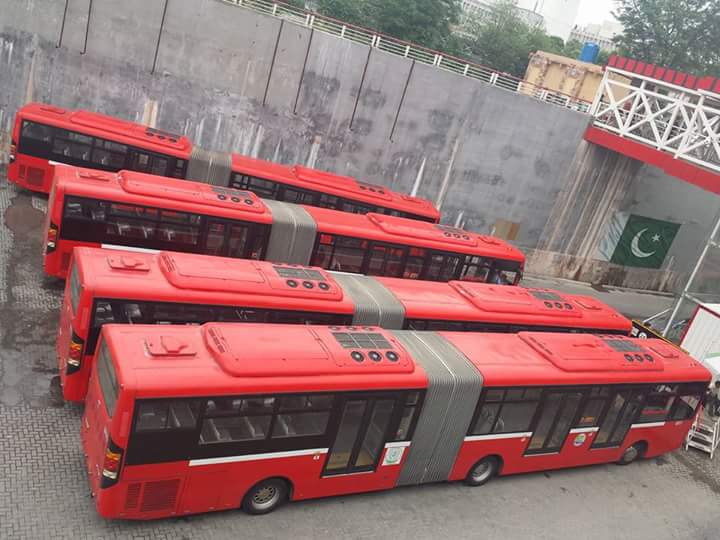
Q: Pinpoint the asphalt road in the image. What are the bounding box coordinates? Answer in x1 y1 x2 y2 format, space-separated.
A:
1 175 719 540
521 274 676 322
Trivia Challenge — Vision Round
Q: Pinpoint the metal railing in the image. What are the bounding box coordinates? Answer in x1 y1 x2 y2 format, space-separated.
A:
591 67 720 174
219 0 591 113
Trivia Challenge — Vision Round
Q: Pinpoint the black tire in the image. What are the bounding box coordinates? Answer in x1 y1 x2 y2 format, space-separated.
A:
242 479 288 515
618 443 644 466
465 456 499 486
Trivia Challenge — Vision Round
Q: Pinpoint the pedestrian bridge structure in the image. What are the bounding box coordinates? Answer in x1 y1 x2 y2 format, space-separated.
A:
586 55 720 194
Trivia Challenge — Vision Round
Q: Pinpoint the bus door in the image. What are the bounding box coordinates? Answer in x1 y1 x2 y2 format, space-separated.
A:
318 395 402 495
591 390 645 449
525 390 584 456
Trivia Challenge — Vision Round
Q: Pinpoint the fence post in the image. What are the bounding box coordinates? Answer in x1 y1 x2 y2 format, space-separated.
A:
463 64 469 76
489 72 498 86
375 36 381 49
340 24 346 38
272 3 278 15
305 13 311 26
404 45 410 58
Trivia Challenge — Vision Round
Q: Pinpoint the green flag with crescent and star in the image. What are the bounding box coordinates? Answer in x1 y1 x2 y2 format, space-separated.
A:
608 214 680 269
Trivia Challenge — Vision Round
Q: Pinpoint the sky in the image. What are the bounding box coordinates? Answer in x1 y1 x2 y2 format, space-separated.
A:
575 0 616 26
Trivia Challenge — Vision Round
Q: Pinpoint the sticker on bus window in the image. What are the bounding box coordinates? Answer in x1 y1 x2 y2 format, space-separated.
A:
573 433 587 447
383 446 405 466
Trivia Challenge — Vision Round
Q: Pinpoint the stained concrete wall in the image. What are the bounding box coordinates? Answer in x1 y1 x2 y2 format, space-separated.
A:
535 142 720 290
0 0 588 248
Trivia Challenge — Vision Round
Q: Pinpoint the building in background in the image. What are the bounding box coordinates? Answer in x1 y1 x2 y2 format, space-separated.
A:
516 0 581 40
460 0 544 27
523 51 604 103
460 0 580 40
569 20 623 52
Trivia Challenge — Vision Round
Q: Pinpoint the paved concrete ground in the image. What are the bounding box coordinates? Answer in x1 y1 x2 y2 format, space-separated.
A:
521 274 676 322
1 173 720 539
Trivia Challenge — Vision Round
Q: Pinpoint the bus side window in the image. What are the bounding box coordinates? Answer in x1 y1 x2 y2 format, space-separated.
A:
310 234 336 269
637 384 677 423
340 199 373 215
19 120 54 157
424 253 461 282
668 384 705 420
200 397 274 444
91 139 128 169
317 193 340 210
171 159 187 179
230 174 279 199
272 394 334 439
330 236 365 273
469 388 540 435
575 387 610 427
366 243 406 278
283 187 318 206
52 130 92 163
393 391 422 441
403 248 427 279
135 400 200 432
157 210 200 247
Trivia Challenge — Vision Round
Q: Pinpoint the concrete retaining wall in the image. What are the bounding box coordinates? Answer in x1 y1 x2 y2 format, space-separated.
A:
0 0 587 249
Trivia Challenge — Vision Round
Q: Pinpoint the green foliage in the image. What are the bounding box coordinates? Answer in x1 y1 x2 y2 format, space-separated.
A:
562 39 584 61
461 0 569 77
312 0 462 53
307 0 609 77
613 0 720 74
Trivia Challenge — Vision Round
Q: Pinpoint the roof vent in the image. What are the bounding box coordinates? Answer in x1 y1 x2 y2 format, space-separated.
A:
146 335 196 357
107 256 150 272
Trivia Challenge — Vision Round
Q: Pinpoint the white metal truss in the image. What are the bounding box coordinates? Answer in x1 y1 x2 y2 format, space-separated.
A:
591 67 720 174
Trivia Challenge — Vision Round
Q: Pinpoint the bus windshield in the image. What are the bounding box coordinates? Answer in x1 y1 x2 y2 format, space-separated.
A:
69 263 82 314
97 340 119 418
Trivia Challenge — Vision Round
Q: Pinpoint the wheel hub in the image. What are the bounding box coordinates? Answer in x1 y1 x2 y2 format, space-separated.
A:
253 486 277 505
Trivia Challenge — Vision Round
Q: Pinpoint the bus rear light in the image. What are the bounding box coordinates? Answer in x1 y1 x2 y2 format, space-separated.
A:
46 222 58 254
101 438 124 489
9 143 16 163
66 331 85 374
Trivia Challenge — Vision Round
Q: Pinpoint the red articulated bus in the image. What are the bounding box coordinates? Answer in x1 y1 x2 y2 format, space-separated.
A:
58 247 630 401
83 323 709 519
8 103 440 222
44 166 524 280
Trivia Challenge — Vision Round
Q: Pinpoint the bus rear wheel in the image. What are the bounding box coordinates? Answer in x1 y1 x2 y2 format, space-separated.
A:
242 479 288 515
465 456 499 486
618 443 644 466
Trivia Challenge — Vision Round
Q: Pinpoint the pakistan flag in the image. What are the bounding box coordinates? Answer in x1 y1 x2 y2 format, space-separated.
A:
597 213 680 269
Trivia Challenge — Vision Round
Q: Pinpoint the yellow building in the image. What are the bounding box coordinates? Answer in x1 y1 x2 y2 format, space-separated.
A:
523 51 605 104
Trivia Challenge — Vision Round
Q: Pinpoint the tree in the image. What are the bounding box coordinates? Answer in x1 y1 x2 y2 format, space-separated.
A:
311 0 462 53
562 39 584 61
313 0 366 27
462 0 566 77
613 0 720 74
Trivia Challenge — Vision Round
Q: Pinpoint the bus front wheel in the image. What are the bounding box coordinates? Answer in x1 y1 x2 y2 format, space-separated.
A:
465 456 500 486
242 478 288 515
618 442 645 466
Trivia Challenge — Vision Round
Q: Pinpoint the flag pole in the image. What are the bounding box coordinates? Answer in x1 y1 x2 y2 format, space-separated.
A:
663 209 720 337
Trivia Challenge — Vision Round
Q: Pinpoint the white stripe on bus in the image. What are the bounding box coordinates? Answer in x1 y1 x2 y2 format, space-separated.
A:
569 427 600 434
631 421 666 429
189 448 329 467
100 244 160 254
464 432 532 442
48 160 70 166
384 441 412 449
